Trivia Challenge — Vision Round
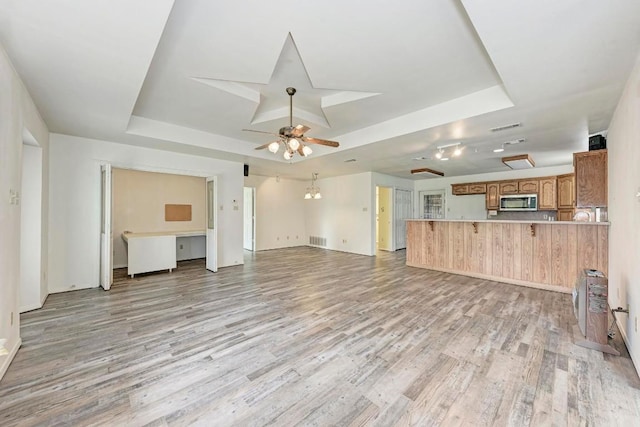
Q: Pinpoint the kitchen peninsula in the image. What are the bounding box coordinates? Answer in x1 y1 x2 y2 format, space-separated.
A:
406 219 608 293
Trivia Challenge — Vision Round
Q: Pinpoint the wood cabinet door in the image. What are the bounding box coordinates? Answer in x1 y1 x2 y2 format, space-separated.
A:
518 179 539 194
574 150 607 207
468 183 487 194
538 177 557 210
452 184 470 195
499 181 519 194
557 209 574 221
486 183 500 209
557 173 575 209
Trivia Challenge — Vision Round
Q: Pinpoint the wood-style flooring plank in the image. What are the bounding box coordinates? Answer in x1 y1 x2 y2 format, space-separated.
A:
0 247 638 426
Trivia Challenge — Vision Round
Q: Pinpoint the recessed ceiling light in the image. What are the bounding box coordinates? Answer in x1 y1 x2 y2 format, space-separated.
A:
493 147 505 153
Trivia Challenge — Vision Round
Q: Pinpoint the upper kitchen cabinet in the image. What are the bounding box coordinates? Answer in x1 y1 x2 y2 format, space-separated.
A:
538 177 557 210
518 179 539 194
557 173 575 209
574 150 607 207
452 183 486 195
499 181 519 194
486 183 500 210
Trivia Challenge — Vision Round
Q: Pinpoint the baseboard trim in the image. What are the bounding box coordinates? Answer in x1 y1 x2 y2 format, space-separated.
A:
406 262 572 294
615 316 639 378
0 338 22 381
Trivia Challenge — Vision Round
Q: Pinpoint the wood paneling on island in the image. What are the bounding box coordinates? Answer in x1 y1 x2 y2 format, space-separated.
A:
407 220 608 293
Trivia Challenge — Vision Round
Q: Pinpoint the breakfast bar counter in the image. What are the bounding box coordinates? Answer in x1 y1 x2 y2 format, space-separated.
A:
406 219 608 293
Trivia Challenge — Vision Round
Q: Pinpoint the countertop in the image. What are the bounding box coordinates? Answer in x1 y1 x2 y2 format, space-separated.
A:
122 230 206 242
406 219 610 226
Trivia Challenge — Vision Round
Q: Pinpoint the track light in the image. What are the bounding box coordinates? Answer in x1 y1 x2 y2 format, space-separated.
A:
435 149 443 159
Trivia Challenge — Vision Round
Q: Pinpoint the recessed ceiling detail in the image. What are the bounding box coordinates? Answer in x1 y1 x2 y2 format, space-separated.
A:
192 34 380 129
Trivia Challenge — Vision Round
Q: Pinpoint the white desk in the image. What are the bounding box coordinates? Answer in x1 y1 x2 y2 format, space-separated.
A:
122 230 205 278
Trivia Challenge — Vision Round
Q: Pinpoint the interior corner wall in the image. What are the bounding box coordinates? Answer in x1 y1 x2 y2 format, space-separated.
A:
304 172 374 256
243 175 307 250
413 164 574 220
606 52 640 376
0 43 49 380
48 134 245 294
112 169 206 267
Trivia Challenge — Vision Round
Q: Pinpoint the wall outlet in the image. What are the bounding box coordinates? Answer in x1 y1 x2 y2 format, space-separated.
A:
179 244 184 250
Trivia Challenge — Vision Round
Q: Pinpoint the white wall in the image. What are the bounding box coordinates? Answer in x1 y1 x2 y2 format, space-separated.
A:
20 144 43 312
112 168 207 267
0 43 49 380
48 134 245 293
413 165 574 220
607 52 640 376
304 172 374 256
243 175 307 250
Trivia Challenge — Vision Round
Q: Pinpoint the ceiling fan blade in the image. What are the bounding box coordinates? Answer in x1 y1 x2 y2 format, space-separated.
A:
301 136 340 148
242 128 281 137
297 145 305 156
291 124 310 137
254 141 279 150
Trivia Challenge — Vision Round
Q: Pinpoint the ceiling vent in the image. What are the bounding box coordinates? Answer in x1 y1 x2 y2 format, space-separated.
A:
502 154 535 169
344 158 357 163
491 122 522 132
411 167 444 176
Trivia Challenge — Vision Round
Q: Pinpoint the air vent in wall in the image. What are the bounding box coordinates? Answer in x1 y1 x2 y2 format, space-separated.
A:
309 236 327 247
491 122 522 132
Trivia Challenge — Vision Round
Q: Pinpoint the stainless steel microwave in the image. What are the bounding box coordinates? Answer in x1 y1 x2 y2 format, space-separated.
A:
499 194 538 211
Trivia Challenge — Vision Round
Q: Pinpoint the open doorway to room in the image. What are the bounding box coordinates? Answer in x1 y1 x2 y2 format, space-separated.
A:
19 131 45 312
100 166 219 287
243 187 255 251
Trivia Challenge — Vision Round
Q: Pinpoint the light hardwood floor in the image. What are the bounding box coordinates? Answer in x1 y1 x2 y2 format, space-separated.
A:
1 247 639 426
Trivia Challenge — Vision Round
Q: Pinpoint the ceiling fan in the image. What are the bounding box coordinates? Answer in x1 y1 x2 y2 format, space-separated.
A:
242 87 340 160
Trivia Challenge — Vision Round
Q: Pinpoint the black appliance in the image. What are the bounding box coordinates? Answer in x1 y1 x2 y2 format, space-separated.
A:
589 135 606 151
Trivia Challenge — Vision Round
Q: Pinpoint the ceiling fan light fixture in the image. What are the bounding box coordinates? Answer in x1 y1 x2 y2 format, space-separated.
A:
288 138 300 150
268 141 280 153
302 145 313 156
283 150 292 160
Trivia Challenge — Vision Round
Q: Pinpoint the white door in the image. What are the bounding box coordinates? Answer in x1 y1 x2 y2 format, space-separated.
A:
394 189 413 250
206 176 218 272
100 164 113 290
243 187 255 251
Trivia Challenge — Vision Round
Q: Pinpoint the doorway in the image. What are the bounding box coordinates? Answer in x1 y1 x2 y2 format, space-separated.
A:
243 187 255 251
19 138 44 312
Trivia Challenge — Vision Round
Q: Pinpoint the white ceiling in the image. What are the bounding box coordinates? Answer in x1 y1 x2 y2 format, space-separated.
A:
1 0 639 180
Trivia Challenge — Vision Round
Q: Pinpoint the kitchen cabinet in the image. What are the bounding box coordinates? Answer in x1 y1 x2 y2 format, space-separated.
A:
486 183 499 210
468 183 487 194
518 179 539 194
499 181 519 194
452 183 486 195
538 177 557 210
574 150 607 207
557 209 574 222
557 173 575 209
452 184 469 195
